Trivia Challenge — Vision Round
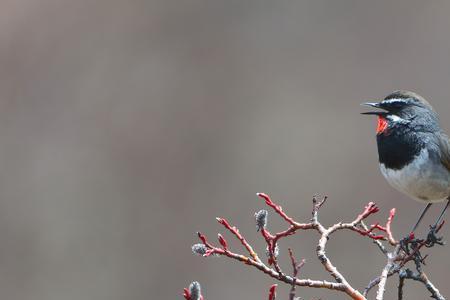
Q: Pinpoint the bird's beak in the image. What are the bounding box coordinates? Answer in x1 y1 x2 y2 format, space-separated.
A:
360 102 387 115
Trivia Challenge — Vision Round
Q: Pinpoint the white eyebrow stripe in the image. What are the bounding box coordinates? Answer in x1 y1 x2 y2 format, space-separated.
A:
382 98 409 105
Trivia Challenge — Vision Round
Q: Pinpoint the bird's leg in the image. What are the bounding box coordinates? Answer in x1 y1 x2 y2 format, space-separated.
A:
411 203 433 233
400 203 433 254
432 198 450 229
425 198 450 247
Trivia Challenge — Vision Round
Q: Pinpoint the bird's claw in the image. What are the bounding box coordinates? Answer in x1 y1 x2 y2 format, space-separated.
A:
400 232 416 254
425 225 445 248
399 232 427 267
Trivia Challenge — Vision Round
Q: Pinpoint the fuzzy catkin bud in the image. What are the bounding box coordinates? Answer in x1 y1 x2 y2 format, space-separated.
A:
255 210 268 231
266 243 279 258
191 244 207 256
189 281 201 300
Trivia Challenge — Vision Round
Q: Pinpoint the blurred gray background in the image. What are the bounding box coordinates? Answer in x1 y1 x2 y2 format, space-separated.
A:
0 1 450 299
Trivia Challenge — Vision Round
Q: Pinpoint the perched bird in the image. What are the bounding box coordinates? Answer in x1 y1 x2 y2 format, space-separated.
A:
362 90 450 240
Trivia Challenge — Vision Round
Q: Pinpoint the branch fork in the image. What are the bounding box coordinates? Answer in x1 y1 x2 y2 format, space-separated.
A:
188 193 445 300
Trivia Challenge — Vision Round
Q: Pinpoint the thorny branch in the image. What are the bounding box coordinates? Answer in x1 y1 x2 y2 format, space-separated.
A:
187 193 446 299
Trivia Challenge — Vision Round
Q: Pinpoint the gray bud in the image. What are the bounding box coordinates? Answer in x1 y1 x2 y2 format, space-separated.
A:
255 210 268 231
266 243 279 258
191 244 207 256
189 281 201 300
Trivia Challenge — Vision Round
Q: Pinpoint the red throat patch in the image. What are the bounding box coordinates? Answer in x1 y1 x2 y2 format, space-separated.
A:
376 116 388 134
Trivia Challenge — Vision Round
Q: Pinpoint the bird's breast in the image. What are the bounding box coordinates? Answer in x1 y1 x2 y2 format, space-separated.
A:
379 148 450 202
376 129 422 170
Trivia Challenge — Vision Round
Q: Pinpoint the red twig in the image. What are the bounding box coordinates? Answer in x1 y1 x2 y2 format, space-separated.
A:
352 226 387 240
217 234 228 250
350 206 397 244
355 202 380 223
386 208 397 245
268 284 277 300
216 217 261 262
183 288 189 300
257 193 297 226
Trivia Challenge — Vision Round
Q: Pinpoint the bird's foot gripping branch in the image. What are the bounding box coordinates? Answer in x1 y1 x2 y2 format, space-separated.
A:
184 194 446 300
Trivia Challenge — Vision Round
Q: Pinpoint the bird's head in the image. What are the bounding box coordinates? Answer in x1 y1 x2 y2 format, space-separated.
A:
361 90 438 135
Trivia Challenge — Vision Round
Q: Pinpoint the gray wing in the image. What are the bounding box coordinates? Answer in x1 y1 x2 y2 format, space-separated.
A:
437 132 450 172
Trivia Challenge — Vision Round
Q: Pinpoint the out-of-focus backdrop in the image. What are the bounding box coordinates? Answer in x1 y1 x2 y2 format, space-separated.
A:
0 1 450 299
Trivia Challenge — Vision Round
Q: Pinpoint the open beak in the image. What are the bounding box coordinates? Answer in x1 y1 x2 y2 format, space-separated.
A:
360 102 387 115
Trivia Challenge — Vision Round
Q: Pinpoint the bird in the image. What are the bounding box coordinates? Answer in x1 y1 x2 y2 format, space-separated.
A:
362 90 450 244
